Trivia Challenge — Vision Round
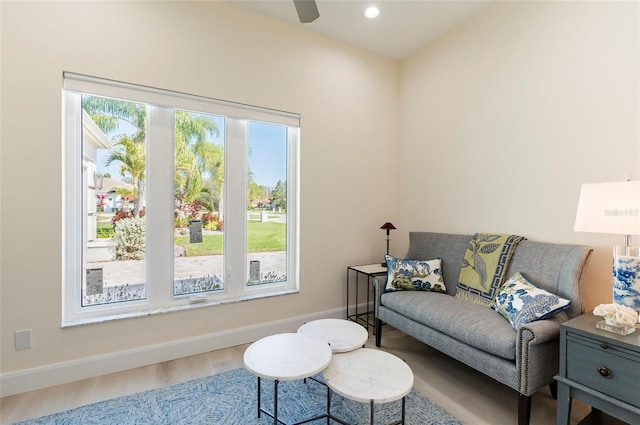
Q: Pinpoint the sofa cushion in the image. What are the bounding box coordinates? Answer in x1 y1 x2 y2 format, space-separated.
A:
384 255 446 292
381 291 517 360
405 232 470 296
492 272 571 330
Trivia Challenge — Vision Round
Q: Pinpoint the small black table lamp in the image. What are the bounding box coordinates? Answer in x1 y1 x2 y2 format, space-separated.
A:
380 222 397 266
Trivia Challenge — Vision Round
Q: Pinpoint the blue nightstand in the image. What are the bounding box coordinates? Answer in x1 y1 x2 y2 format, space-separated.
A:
555 312 640 425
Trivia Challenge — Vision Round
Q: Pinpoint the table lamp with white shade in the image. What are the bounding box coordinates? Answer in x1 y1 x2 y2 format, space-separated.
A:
574 180 640 318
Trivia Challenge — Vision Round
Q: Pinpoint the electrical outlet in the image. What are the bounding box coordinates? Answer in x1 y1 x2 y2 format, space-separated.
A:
15 329 32 350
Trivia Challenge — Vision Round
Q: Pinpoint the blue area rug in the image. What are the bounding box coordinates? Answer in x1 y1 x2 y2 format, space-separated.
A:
16 368 462 425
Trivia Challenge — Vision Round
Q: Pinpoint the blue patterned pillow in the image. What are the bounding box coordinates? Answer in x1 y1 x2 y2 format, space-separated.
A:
492 272 571 330
384 255 446 292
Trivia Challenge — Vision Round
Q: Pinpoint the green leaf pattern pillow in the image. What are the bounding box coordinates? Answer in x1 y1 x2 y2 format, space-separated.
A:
384 255 446 293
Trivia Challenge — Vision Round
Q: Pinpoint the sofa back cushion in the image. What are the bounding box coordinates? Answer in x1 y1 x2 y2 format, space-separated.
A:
504 240 590 319
405 232 469 296
404 232 592 318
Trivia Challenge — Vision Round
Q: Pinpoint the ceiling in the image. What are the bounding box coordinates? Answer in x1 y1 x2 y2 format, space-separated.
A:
228 0 493 60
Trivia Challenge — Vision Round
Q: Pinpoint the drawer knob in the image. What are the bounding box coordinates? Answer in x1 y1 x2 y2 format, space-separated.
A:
598 366 611 378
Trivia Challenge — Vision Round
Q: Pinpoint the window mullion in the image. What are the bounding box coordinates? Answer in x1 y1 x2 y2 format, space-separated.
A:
63 92 83 322
224 118 247 296
146 106 176 307
287 127 300 291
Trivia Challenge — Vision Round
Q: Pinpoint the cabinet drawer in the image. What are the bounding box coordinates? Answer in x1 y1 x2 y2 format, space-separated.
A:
567 333 640 407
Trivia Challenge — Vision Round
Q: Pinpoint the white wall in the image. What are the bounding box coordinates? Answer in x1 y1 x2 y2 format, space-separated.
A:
398 0 639 309
0 1 398 381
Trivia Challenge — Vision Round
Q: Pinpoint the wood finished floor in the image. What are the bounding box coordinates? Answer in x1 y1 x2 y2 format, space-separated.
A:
1 326 591 424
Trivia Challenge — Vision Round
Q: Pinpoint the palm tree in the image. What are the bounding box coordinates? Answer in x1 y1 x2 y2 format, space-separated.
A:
174 110 221 205
84 96 147 215
105 136 146 215
83 96 145 142
83 97 222 214
174 136 202 205
247 169 266 205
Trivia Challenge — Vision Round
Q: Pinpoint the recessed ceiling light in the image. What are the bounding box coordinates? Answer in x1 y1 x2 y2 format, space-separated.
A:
364 6 380 19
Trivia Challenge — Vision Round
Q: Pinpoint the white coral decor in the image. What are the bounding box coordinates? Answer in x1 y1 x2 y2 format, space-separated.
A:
593 303 639 327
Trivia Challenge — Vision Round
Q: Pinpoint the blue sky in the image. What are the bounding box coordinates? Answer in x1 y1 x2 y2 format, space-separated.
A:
247 121 286 188
96 115 286 189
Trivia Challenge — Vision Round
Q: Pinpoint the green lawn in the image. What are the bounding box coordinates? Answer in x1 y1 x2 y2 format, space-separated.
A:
97 222 112 228
174 221 285 256
96 221 116 238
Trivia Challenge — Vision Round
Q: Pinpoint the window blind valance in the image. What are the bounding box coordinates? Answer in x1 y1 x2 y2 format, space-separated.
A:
63 72 300 128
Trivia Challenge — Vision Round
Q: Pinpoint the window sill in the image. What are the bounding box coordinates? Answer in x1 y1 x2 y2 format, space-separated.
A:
62 288 299 328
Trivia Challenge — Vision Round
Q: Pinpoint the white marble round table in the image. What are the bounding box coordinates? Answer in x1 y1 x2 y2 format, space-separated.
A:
243 333 332 424
244 332 332 380
297 318 368 353
323 348 414 424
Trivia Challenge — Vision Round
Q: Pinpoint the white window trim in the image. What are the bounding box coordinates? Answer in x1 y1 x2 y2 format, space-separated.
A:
62 74 300 326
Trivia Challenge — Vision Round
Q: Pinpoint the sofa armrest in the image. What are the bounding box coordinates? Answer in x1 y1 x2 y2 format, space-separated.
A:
373 277 386 318
518 312 567 346
516 312 568 395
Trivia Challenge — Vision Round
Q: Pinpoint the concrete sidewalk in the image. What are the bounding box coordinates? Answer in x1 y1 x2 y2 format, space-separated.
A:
88 251 286 287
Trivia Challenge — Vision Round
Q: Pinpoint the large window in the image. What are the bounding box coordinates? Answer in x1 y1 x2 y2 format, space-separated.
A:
63 73 299 324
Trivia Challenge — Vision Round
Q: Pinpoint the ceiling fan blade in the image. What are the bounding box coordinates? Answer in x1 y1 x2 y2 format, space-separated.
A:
293 0 319 23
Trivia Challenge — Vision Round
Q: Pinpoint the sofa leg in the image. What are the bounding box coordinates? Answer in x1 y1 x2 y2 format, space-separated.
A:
518 394 531 425
375 319 382 347
549 381 558 399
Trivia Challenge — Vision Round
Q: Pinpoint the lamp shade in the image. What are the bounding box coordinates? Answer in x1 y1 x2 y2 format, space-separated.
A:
574 181 640 235
380 222 397 230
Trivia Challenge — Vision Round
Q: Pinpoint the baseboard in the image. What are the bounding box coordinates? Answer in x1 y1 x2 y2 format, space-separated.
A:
0 307 346 397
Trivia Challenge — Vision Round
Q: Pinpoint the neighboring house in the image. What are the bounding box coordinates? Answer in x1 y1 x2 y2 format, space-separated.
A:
250 198 272 209
98 178 134 213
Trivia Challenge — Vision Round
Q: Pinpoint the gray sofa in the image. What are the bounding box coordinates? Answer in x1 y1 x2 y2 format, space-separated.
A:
374 232 592 425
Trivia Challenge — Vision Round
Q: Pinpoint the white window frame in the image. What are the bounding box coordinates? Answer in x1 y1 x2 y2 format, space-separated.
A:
62 73 300 326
